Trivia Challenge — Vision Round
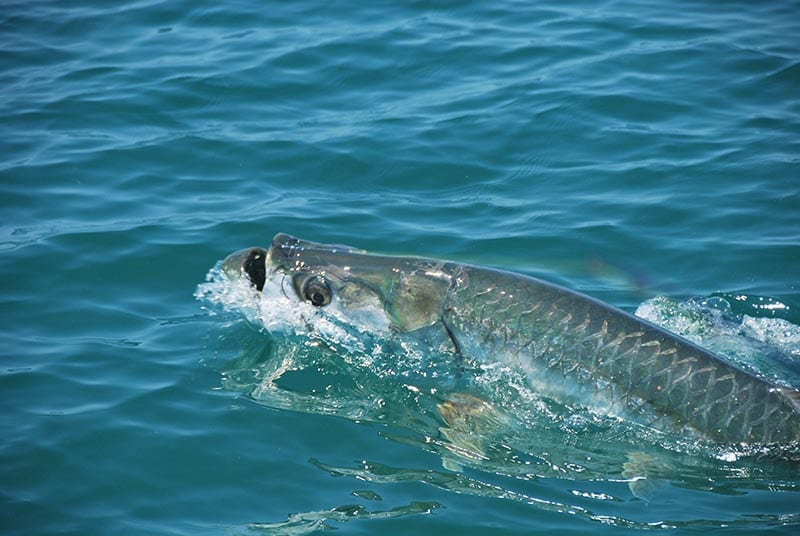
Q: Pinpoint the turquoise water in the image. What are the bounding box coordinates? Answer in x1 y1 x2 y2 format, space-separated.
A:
2 0 799 534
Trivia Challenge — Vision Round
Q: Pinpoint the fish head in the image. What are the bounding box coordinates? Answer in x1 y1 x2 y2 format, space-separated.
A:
222 233 455 337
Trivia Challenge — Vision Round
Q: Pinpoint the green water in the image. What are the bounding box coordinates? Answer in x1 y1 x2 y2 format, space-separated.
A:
2 0 799 534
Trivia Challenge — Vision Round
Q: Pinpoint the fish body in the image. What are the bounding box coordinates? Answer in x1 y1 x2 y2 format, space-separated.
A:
222 233 800 446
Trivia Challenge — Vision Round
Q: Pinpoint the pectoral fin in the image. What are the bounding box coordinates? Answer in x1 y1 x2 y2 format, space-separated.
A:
622 452 664 501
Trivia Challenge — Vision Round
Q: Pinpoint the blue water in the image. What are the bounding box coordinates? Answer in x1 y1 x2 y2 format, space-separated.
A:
2 0 799 534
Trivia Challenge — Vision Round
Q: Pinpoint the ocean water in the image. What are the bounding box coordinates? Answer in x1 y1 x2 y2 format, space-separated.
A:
2 0 799 534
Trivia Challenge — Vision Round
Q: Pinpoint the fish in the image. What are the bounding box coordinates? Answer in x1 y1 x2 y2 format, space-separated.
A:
221 233 800 447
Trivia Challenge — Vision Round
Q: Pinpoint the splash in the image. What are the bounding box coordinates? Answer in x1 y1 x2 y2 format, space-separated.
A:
195 264 367 353
635 295 800 386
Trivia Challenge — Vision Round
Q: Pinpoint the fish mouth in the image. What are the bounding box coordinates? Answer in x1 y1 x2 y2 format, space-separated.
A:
221 234 307 291
222 247 269 291
222 233 362 293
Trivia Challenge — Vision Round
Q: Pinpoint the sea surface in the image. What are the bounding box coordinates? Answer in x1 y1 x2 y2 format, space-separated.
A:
2 1 799 534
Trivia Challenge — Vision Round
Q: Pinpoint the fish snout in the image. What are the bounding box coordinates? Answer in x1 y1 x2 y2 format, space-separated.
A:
222 247 268 291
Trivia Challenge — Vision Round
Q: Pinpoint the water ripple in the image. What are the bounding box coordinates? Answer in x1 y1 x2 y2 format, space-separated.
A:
3 0 799 534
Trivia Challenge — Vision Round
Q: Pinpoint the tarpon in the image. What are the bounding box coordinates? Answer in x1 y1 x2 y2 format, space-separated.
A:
222 233 800 447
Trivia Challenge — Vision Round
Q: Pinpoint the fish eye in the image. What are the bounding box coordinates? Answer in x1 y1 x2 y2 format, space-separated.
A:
301 276 332 307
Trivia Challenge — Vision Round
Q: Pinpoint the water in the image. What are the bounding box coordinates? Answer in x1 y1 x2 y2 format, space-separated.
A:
2 0 799 534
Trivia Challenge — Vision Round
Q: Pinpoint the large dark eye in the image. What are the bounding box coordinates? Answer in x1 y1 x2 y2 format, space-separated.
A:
302 277 332 307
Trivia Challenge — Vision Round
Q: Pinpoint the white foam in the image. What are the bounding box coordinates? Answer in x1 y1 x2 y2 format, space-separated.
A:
635 295 800 384
198 265 413 373
194 264 262 316
740 315 800 358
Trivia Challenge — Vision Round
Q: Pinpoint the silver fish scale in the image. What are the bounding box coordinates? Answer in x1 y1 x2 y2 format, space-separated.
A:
443 264 800 445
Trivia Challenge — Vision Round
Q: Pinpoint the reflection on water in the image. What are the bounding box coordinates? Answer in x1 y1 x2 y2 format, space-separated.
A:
247 498 444 535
